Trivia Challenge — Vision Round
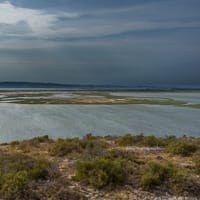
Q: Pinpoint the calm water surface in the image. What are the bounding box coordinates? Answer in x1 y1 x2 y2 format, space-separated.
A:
0 103 199 142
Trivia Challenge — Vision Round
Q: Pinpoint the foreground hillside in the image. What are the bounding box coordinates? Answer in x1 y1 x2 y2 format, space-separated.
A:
0 134 200 200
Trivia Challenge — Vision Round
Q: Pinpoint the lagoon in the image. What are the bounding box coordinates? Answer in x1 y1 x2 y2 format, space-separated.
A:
0 103 200 142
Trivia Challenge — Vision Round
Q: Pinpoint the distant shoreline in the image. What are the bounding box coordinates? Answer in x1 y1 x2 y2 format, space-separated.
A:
0 81 200 92
1 89 200 93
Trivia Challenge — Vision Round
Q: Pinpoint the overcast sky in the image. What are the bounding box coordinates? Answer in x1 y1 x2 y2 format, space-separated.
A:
0 0 200 85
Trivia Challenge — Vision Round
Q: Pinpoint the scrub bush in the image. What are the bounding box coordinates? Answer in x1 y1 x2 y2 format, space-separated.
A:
50 138 82 156
166 140 197 156
74 158 125 188
0 153 58 199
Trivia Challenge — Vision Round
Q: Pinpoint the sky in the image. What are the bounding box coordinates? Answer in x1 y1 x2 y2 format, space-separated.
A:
0 0 200 85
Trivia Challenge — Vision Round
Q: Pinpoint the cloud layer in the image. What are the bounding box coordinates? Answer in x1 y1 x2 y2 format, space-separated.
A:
0 0 200 85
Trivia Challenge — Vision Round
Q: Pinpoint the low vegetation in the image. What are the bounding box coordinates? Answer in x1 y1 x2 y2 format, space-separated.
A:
193 151 200 174
116 134 172 147
140 161 191 195
0 134 199 199
74 158 125 189
50 138 83 156
166 140 198 156
50 134 108 158
0 153 59 199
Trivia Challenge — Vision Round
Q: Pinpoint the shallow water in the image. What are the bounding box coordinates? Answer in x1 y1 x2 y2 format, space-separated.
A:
0 103 199 142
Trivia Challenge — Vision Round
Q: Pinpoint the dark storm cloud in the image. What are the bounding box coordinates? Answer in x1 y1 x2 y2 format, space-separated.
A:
6 0 160 10
0 0 200 85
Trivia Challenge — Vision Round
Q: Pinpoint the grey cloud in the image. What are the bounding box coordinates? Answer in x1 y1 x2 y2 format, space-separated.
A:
0 0 200 85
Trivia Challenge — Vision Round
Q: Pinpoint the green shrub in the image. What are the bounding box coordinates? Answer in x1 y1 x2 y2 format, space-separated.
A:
0 153 59 199
143 136 160 147
131 134 144 144
27 135 53 146
195 159 200 174
139 161 199 195
81 136 108 149
140 161 177 190
81 137 109 160
117 134 166 147
0 153 56 180
32 135 51 143
193 151 200 174
17 135 52 150
51 136 109 158
0 171 28 200
104 149 137 163
50 138 82 156
116 134 134 146
74 158 125 189
29 158 54 180
163 135 177 145
102 149 142 186
166 140 197 156
82 133 98 141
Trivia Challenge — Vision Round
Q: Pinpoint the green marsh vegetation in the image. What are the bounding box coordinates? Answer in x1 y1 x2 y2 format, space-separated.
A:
1 91 200 109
